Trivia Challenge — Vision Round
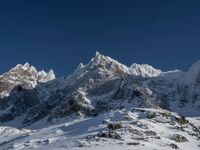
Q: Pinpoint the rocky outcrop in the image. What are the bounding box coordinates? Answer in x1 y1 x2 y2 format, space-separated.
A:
171 134 188 142
0 63 55 98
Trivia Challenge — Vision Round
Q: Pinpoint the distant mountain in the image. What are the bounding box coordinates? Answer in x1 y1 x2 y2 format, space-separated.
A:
0 63 55 98
0 52 199 150
0 52 199 126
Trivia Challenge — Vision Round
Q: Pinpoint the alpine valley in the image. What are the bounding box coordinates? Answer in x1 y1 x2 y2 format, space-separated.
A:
0 52 199 150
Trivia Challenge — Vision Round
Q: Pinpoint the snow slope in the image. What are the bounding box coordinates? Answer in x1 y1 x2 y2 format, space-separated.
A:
0 108 199 150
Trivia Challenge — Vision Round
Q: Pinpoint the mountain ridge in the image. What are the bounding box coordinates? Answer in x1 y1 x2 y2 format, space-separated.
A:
0 52 199 150
0 52 199 125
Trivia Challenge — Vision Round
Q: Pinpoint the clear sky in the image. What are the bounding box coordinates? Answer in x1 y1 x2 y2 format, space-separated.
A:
0 0 200 76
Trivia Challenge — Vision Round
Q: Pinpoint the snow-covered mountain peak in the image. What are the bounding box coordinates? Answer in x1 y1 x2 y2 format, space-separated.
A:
10 62 38 74
95 51 101 56
90 51 109 64
72 52 166 80
89 52 129 74
42 69 56 82
0 63 55 97
23 62 30 68
129 63 162 77
8 63 55 83
0 54 199 150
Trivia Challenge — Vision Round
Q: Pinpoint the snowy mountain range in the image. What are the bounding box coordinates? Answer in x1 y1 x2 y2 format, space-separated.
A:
0 52 199 150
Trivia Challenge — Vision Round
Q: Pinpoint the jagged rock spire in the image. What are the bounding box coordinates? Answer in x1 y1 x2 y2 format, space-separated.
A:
95 51 101 56
0 63 55 97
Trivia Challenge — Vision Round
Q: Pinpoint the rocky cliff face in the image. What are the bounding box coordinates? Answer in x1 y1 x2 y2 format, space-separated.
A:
0 63 55 98
0 52 199 126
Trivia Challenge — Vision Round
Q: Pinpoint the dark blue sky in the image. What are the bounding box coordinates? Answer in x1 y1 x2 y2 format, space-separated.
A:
0 0 200 76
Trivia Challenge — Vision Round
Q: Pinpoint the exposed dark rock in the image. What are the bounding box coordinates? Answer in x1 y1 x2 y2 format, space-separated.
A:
48 89 93 121
132 108 146 112
0 113 14 122
97 131 106 138
132 137 148 141
172 134 188 142
160 112 171 118
107 123 123 130
97 131 122 140
128 128 144 136
23 104 49 125
95 100 112 113
175 116 189 124
147 112 156 119
144 130 157 136
127 142 140 145
169 143 179 149
0 87 41 123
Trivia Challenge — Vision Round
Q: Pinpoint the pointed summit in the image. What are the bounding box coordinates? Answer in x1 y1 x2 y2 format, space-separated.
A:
37 69 55 83
10 63 37 74
95 51 101 56
78 52 129 76
47 69 55 79
23 62 30 68
0 63 56 97
92 51 104 62
90 51 107 64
